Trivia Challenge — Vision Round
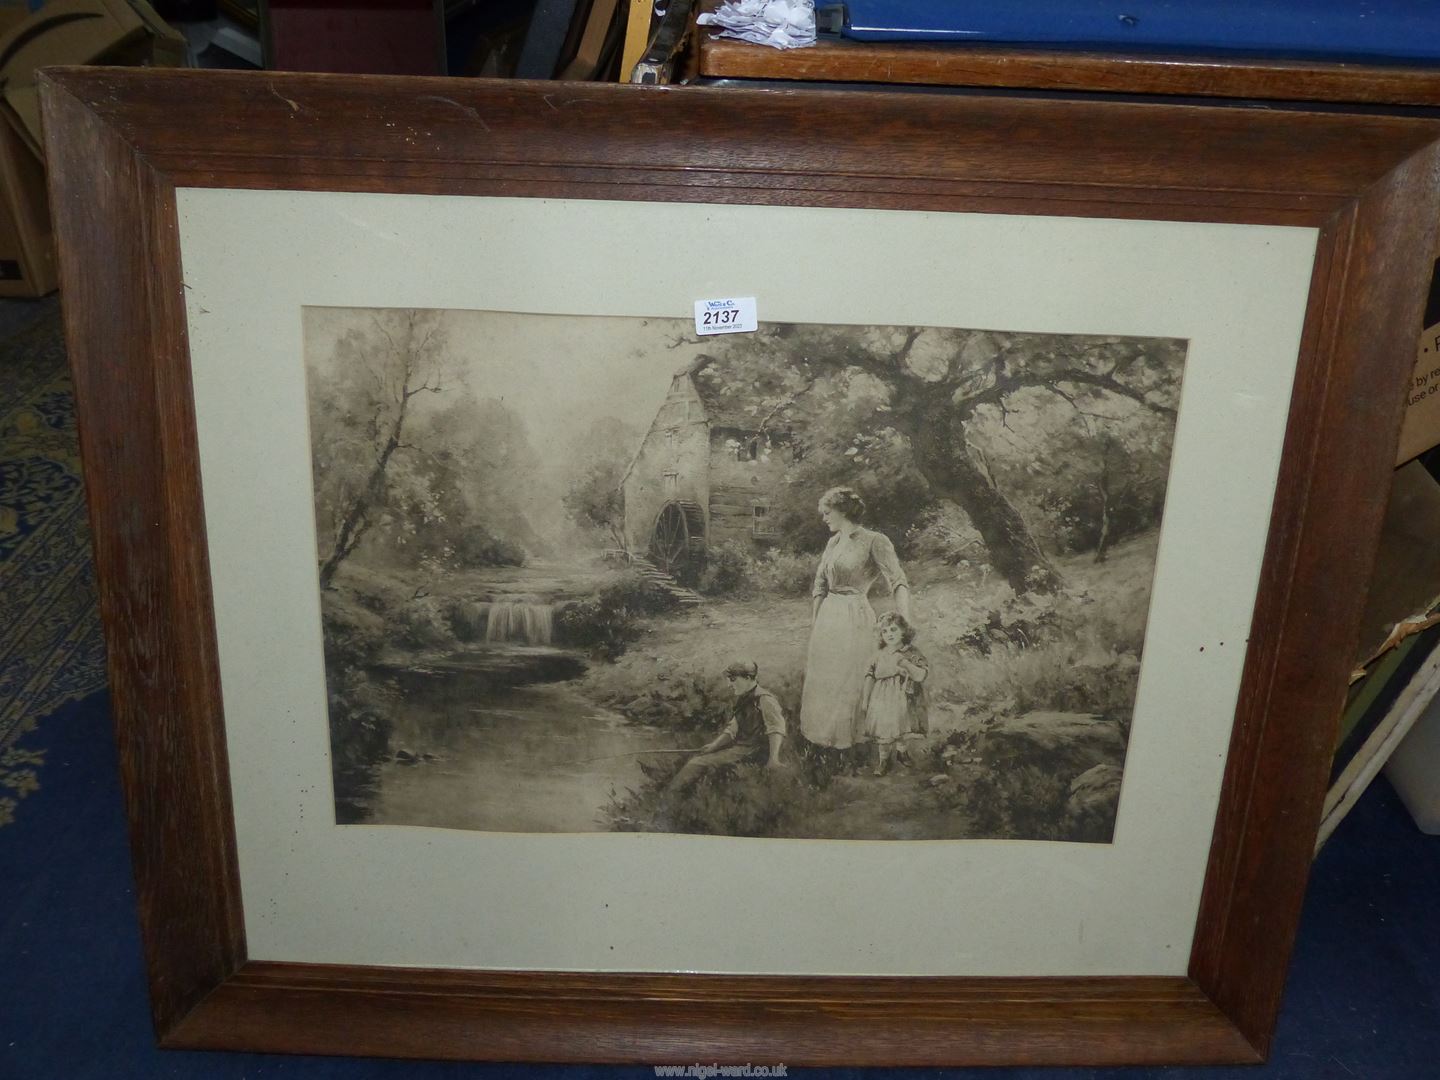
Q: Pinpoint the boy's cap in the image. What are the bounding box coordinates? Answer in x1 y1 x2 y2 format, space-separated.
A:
724 659 758 678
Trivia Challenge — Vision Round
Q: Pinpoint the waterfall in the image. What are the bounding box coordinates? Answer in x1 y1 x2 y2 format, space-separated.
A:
480 600 555 645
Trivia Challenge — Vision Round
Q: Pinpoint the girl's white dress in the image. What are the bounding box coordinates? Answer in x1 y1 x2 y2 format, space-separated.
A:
862 645 928 741
862 649 910 742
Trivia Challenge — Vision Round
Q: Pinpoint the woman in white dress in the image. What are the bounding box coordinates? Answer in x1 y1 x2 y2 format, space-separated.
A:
798 487 912 751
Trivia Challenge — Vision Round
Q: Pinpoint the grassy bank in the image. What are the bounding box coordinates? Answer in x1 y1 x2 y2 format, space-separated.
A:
583 534 1158 839
578 533 1157 731
318 535 1155 840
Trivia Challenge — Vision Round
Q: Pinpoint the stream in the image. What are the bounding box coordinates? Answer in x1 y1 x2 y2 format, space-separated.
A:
334 562 683 833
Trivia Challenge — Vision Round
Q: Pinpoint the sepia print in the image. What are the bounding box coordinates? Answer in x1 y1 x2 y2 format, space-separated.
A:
305 307 1187 842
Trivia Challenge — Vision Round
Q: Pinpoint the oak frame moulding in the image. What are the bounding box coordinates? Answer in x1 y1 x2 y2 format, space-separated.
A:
38 66 1440 1066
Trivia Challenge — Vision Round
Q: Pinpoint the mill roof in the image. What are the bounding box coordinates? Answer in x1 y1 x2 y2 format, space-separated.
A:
678 353 791 433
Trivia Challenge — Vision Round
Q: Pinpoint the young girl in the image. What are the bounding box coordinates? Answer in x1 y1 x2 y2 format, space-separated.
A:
860 612 929 776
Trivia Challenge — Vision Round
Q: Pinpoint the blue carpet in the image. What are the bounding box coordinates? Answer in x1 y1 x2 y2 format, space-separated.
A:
0 303 108 830
1 685 1437 1078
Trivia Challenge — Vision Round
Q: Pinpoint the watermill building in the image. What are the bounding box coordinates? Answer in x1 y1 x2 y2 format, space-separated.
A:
620 353 796 578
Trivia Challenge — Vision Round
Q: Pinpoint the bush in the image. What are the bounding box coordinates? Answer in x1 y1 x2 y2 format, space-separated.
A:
1038 652 1140 720
353 589 392 617
554 572 679 660
915 553 1153 726
327 672 395 760
610 672 732 733
696 542 751 596
695 543 815 599
452 529 526 569
326 670 396 823
389 596 457 650
605 760 826 838
747 548 814 597
555 598 628 660
945 763 1072 841
1037 477 1167 557
956 593 1063 655
321 603 386 671
907 504 986 566
601 573 683 618
443 599 487 643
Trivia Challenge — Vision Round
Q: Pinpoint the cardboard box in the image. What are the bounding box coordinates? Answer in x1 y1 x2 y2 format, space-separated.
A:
1396 258 1440 465
0 0 185 296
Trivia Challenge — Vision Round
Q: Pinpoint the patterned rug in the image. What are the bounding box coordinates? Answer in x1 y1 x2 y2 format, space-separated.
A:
0 304 107 827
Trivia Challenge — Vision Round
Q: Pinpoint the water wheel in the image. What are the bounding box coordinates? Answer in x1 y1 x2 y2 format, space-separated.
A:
649 501 706 576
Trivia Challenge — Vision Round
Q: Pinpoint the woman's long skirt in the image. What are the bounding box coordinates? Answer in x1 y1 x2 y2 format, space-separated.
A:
798 593 875 749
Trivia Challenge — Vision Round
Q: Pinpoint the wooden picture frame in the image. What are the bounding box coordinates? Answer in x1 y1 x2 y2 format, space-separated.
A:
39 66 1440 1066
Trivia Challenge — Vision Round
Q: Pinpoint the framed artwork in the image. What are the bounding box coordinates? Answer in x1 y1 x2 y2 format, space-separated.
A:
40 66 1440 1065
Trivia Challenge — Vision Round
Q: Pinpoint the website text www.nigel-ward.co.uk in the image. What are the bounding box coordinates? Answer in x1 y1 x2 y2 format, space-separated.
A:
653 1064 787 1078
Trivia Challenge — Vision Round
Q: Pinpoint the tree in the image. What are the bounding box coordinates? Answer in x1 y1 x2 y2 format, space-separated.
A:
310 310 451 588
696 326 1183 595
970 384 1178 562
399 392 541 566
561 417 641 550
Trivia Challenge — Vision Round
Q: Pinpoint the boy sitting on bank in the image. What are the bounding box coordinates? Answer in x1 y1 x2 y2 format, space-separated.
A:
665 659 786 794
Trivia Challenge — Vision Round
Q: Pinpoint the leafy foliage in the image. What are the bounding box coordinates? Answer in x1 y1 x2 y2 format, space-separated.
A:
696 542 815 598
971 386 1175 558
560 416 641 549
389 596 458 650
554 572 680 660
307 310 538 583
449 529 527 569
695 541 752 596
941 763 1073 841
688 324 1185 593
325 669 397 824
606 765 822 838
384 393 540 569
320 596 387 672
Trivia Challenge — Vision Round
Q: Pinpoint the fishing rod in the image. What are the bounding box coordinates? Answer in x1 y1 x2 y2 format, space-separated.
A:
562 747 703 766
